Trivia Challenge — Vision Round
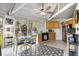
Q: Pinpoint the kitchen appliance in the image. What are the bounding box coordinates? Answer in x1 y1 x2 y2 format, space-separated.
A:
42 32 48 41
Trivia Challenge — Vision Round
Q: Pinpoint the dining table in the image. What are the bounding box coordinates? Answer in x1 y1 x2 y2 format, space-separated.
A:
14 35 36 55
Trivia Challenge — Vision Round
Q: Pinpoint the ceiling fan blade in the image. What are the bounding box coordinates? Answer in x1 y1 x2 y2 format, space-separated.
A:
34 9 41 13
45 6 51 11
42 3 44 9
46 4 58 14
35 11 41 14
46 11 53 14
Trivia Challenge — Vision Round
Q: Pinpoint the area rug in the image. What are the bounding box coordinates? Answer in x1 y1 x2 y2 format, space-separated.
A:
19 44 64 56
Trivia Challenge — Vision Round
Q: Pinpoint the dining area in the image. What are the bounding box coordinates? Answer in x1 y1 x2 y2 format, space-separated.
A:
13 27 37 55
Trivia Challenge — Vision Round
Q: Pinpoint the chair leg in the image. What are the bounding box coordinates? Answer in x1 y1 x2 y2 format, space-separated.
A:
13 45 15 56
15 45 18 56
30 45 32 55
13 45 17 56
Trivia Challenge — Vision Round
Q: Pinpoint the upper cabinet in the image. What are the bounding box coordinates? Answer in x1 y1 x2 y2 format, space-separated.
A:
45 20 60 29
64 18 76 28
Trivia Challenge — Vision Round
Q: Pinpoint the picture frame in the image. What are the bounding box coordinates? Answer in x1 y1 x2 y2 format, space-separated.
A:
6 27 10 32
5 18 13 25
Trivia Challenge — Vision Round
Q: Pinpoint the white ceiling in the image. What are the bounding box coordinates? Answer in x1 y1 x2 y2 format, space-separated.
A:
0 3 77 21
51 3 77 19
0 3 13 17
13 3 58 20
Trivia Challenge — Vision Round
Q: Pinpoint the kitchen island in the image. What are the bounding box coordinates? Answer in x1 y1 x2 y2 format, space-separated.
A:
36 32 56 44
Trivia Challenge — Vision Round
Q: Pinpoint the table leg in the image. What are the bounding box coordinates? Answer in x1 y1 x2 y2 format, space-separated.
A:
15 45 18 56
30 44 32 56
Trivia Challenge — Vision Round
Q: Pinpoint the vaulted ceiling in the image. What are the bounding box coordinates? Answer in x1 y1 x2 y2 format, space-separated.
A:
0 3 77 21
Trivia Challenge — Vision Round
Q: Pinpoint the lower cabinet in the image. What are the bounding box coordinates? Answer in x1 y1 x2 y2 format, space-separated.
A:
49 32 55 42
37 32 56 44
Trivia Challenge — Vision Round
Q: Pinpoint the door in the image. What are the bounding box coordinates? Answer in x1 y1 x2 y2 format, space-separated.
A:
62 25 67 42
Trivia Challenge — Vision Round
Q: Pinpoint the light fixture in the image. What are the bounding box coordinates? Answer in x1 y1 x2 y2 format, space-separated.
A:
40 11 46 16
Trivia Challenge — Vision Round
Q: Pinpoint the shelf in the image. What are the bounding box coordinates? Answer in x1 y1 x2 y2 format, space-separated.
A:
69 51 76 56
69 42 79 45
69 42 78 56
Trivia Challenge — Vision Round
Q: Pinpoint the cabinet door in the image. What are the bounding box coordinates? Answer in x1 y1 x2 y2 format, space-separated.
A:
49 21 54 28
49 32 55 42
46 21 60 29
37 34 42 43
53 21 60 28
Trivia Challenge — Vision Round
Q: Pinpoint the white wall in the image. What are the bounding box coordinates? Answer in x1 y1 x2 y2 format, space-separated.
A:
35 20 62 40
53 24 62 40
35 21 46 33
51 19 66 40
36 20 63 40
18 19 46 33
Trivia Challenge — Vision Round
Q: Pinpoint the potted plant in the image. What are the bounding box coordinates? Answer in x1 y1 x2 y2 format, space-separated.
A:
21 24 27 36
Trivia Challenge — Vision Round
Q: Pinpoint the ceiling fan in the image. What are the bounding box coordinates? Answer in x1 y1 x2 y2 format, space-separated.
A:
35 3 53 16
